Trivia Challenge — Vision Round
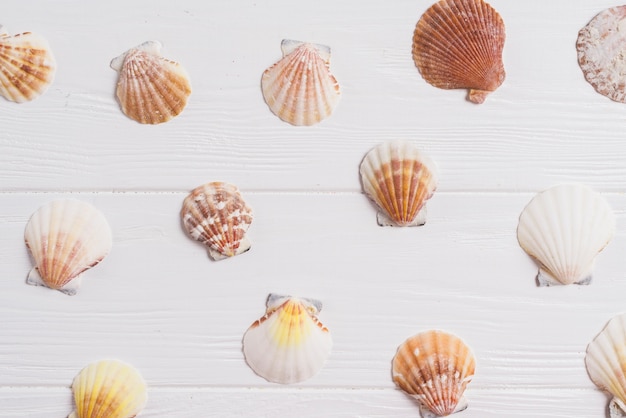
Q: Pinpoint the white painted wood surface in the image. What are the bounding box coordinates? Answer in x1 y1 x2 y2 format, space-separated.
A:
1 0 625 416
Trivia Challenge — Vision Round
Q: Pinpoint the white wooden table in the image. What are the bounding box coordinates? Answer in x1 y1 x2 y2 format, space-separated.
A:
1 1 624 416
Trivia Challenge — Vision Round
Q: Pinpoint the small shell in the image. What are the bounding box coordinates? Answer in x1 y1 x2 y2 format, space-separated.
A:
24 199 113 295
0 26 56 102
360 140 438 227
517 184 615 286
181 182 253 260
412 0 506 104
110 41 191 124
243 294 333 384
392 330 476 418
261 39 341 126
69 359 147 418
586 313 626 418
577 6 626 103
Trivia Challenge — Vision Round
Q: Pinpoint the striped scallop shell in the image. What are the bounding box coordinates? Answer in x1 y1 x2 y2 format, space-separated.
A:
111 41 191 124
0 26 55 102
24 199 113 295
586 313 626 418
517 184 615 286
412 0 506 104
392 330 476 417
69 359 147 418
577 6 626 103
360 141 438 227
261 39 341 126
243 294 333 384
181 182 253 261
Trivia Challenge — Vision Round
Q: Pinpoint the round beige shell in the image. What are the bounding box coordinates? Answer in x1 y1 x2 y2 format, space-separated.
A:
261 39 341 126
24 199 113 295
69 359 147 418
392 330 476 417
181 182 253 260
577 6 626 103
517 184 615 286
110 41 191 124
360 140 438 227
412 0 506 104
0 26 55 103
243 294 333 384
586 313 626 418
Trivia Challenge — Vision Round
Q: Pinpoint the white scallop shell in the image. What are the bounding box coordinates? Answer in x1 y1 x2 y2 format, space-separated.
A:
517 184 615 286
242 294 333 384
360 140 438 226
69 359 147 418
261 39 341 126
586 313 626 418
24 199 113 295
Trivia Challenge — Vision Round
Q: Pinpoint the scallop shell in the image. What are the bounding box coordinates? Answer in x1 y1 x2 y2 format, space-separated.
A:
586 313 626 418
181 182 253 261
24 199 113 295
360 140 438 227
577 6 626 103
261 39 341 126
412 0 506 104
392 330 476 418
0 26 56 102
517 184 615 286
69 359 147 418
110 40 191 124
242 293 333 384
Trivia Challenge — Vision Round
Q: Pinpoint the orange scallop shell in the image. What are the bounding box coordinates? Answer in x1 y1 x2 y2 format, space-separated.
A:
412 0 506 104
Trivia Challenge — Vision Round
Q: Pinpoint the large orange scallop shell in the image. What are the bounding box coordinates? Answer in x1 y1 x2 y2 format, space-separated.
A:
360 141 438 227
392 330 476 417
261 39 341 126
577 6 626 103
181 182 253 260
110 41 191 124
412 0 506 104
0 27 56 103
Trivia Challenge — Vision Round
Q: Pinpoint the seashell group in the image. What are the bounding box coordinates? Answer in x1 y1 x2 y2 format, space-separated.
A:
412 0 506 104
392 330 476 418
69 359 147 418
242 294 333 384
110 40 191 124
181 182 253 261
577 6 626 103
586 313 626 418
360 140 438 227
517 184 615 286
24 199 113 295
261 39 341 126
0 26 56 103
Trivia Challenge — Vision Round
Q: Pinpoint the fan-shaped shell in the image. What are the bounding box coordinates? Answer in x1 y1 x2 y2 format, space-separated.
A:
392 330 476 418
69 359 147 418
360 140 438 227
261 39 341 126
577 6 626 103
0 26 55 102
517 184 615 286
586 313 626 418
110 40 191 124
412 0 506 104
181 182 253 260
24 199 113 295
243 294 333 384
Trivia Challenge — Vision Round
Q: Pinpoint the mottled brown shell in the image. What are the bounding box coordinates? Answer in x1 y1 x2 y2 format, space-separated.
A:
181 182 253 260
392 330 475 417
412 0 506 104
577 6 626 103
